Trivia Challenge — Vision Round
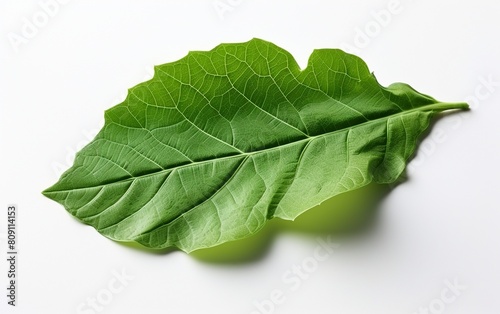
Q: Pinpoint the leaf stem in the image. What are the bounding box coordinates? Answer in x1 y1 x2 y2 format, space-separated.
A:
424 102 469 112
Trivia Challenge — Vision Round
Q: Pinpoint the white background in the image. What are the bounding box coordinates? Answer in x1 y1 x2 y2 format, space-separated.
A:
1 0 499 313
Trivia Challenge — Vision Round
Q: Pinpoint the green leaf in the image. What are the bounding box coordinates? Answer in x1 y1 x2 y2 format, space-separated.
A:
43 38 468 252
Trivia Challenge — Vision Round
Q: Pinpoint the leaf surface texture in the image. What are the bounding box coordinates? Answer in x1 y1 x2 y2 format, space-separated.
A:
43 39 468 252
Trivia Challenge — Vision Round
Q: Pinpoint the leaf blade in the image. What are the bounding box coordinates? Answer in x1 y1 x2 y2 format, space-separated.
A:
43 38 468 252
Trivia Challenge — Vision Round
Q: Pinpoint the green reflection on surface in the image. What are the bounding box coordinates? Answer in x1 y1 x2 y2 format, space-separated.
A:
191 183 390 264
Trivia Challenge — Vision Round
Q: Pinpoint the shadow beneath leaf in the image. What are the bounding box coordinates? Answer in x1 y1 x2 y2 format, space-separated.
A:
191 182 392 264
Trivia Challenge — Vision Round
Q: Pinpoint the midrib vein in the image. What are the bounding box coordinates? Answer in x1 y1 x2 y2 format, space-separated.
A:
44 102 466 194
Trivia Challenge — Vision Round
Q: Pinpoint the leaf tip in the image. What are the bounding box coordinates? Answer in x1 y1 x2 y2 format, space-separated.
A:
41 184 58 200
41 189 52 198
